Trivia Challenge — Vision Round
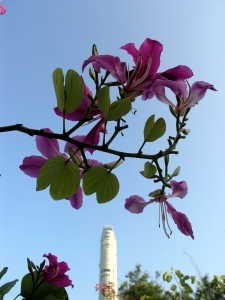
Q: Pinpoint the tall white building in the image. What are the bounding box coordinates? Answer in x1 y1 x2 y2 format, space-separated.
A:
99 225 117 300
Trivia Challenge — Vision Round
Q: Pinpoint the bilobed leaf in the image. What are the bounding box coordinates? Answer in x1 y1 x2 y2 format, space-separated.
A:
64 69 84 113
144 115 166 142
97 86 110 119
96 172 119 203
0 268 7 280
0 280 18 299
36 156 80 200
52 68 65 112
143 162 156 178
50 161 80 200
107 98 131 121
83 167 107 195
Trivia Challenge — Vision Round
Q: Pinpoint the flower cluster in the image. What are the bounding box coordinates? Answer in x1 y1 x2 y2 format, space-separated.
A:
95 282 116 299
19 37 216 238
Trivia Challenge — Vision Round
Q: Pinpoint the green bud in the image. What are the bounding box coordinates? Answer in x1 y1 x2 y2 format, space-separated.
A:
92 44 98 56
89 67 96 81
68 147 83 166
149 189 162 198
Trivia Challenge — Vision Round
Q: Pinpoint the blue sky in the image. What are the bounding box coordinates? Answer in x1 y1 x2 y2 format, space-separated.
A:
1 0 225 299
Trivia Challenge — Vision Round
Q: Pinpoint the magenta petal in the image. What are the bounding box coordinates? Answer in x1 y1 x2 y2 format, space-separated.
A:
190 81 217 103
48 273 73 288
125 195 150 213
0 4 6 14
64 135 86 156
82 55 127 84
161 65 194 81
166 202 194 239
19 156 47 178
67 186 83 209
120 43 139 63
36 128 62 158
84 119 105 154
169 180 188 199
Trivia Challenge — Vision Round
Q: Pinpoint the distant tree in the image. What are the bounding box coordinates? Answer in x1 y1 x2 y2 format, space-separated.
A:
194 274 225 299
118 264 167 300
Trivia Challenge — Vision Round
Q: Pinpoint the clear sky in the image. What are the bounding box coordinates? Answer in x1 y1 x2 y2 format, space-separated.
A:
1 0 225 299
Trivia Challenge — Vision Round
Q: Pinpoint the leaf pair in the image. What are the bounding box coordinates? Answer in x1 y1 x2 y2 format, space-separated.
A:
97 86 131 121
37 156 80 200
0 267 18 299
144 115 166 142
140 162 156 178
53 68 84 113
83 166 119 203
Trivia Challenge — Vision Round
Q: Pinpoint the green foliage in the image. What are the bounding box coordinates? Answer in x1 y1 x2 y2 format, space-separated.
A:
83 166 119 203
0 267 18 299
144 115 166 142
21 272 67 300
97 86 131 121
36 156 80 200
52 68 83 113
140 162 157 178
119 264 166 300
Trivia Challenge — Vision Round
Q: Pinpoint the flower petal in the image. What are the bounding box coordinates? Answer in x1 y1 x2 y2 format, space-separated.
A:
36 128 63 158
19 156 47 178
166 202 194 239
161 65 193 81
82 55 127 83
169 180 188 199
84 118 106 154
67 186 83 209
125 195 150 213
186 81 217 107
0 4 6 15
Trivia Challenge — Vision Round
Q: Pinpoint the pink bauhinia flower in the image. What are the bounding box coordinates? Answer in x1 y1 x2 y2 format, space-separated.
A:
154 80 217 112
43 253 74 288
125 180 194 239
82 38 193 101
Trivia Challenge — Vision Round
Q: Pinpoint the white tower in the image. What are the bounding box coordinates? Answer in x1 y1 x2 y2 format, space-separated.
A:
99 225 117 300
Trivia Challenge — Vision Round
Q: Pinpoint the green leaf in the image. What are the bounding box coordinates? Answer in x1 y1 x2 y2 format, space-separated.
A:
163 272 172 282
190 276 196 284
96 172 119 203
83 167 107 195
64 69 84 113
182 283 193 293
36 156 80 200
0 268 7 280
52 68 65 112
107 98 131 121
97 86 110 119
83 167 119 203
42 296 59 300
175 270 183 279
144 115 166 142
144 115 155 140
142 162 156 178
21 272 66 300
170 284 177 291
0 279 18 299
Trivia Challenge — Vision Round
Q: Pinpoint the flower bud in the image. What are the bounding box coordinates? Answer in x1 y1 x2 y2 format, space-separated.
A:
149 189 163 198
171 166 180 178
104 159 123 169
68 147 83 166
181 128 190 135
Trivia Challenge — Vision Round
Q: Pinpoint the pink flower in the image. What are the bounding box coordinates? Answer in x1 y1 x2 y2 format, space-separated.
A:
154 80 217 112
82 38 193 101
0 3 6 15
19 128 83 209
125 180 194 239
43 253 74 288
